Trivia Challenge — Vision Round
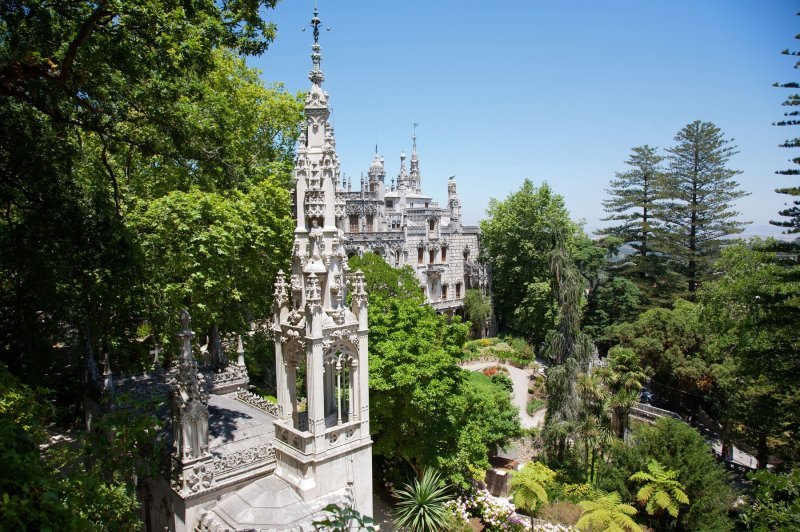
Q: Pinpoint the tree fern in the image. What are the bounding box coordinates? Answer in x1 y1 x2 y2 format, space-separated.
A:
576 491 641 532
629 459 689 518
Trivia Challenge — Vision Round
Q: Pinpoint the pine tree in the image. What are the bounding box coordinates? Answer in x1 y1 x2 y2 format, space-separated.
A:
598 145 678 304
770 16 800 234
659 121 749 296
600 145 664 258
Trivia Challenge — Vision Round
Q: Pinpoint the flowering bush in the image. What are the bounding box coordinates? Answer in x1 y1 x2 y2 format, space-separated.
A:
532 524 576 531
455 484 529 531
443 499 471 530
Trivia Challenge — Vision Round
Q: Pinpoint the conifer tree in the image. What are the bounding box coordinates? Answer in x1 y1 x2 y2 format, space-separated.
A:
659 121 749 296
770 16 800 234
598 145 678 304
600 145 663 258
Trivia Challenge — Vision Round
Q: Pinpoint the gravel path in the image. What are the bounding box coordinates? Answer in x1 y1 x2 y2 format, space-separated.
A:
462 362 545 429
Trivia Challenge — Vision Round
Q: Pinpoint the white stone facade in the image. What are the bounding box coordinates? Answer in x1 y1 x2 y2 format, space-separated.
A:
341 144 490 316
125 9 373 531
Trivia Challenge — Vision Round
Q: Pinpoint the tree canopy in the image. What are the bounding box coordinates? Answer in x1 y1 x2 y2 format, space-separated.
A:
479 180 579 342
349 253 521 486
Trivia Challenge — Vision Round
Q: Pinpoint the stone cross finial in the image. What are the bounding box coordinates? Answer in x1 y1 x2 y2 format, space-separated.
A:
304 5 329 84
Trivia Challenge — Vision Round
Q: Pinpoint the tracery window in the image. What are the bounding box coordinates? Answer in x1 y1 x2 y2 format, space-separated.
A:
323 349 355 427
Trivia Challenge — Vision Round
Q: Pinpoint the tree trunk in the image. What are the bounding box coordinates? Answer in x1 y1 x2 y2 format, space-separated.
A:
756 431 769 469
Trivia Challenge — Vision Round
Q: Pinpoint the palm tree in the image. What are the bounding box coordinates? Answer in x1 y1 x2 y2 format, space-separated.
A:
509 462 557 528
629 459 689 519
605 347 648 393
601 347 648 438
576 491 641 532
609 388 640 440
577 373 615 482
393 469 452 532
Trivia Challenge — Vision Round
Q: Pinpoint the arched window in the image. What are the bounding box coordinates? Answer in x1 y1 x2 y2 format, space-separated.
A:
323 348 356 428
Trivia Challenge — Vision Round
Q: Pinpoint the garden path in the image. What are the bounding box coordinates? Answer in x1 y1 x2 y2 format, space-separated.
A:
462 361 545 429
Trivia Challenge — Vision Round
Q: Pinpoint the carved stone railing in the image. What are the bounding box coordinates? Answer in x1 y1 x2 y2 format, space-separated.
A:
345 232 405 243
205 363 249 395
275 422 315 454
324 421 361 450
211 443 276 482
405 208 443 217
430 299 463 312
274 419 361 455
235 389 280 418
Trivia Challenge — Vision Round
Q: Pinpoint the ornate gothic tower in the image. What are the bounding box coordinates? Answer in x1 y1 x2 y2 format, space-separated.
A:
448 175 461 228
272 6 373 516
367 148 385 197
409 130 421 194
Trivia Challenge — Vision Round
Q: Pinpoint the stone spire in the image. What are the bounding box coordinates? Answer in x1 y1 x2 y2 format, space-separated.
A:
397 151 409 191
168 310 214 496
367 148 385 196
271 7 372 513
448 175 461 228
409 123 421 194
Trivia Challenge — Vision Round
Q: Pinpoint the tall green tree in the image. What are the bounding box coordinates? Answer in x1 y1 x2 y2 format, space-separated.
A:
542 228 594 462
600 146 664 258
701 243 800 468
659 121 749 297
510 462 557 526
350 254 521 486
770 15 800 234
598 146 681 306
576 372 615 483
479 180 579 342
0 0 293 382
600 347 648 439
463 289 492 338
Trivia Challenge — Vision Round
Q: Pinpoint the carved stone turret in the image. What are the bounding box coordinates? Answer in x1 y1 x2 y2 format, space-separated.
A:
272 7 373 516
169 310 214 495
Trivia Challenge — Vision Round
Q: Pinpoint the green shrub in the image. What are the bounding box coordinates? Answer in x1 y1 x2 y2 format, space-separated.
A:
491 373 514 394
597 417 734 531
527 398 545 416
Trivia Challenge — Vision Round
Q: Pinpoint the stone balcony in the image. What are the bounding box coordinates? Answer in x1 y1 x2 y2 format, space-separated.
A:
273 417 363 456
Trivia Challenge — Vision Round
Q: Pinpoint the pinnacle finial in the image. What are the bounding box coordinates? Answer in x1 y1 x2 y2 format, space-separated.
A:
304 3 329 84
412 122 418 152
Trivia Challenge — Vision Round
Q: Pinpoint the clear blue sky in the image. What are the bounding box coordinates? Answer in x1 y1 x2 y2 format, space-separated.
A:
250 1 798 236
